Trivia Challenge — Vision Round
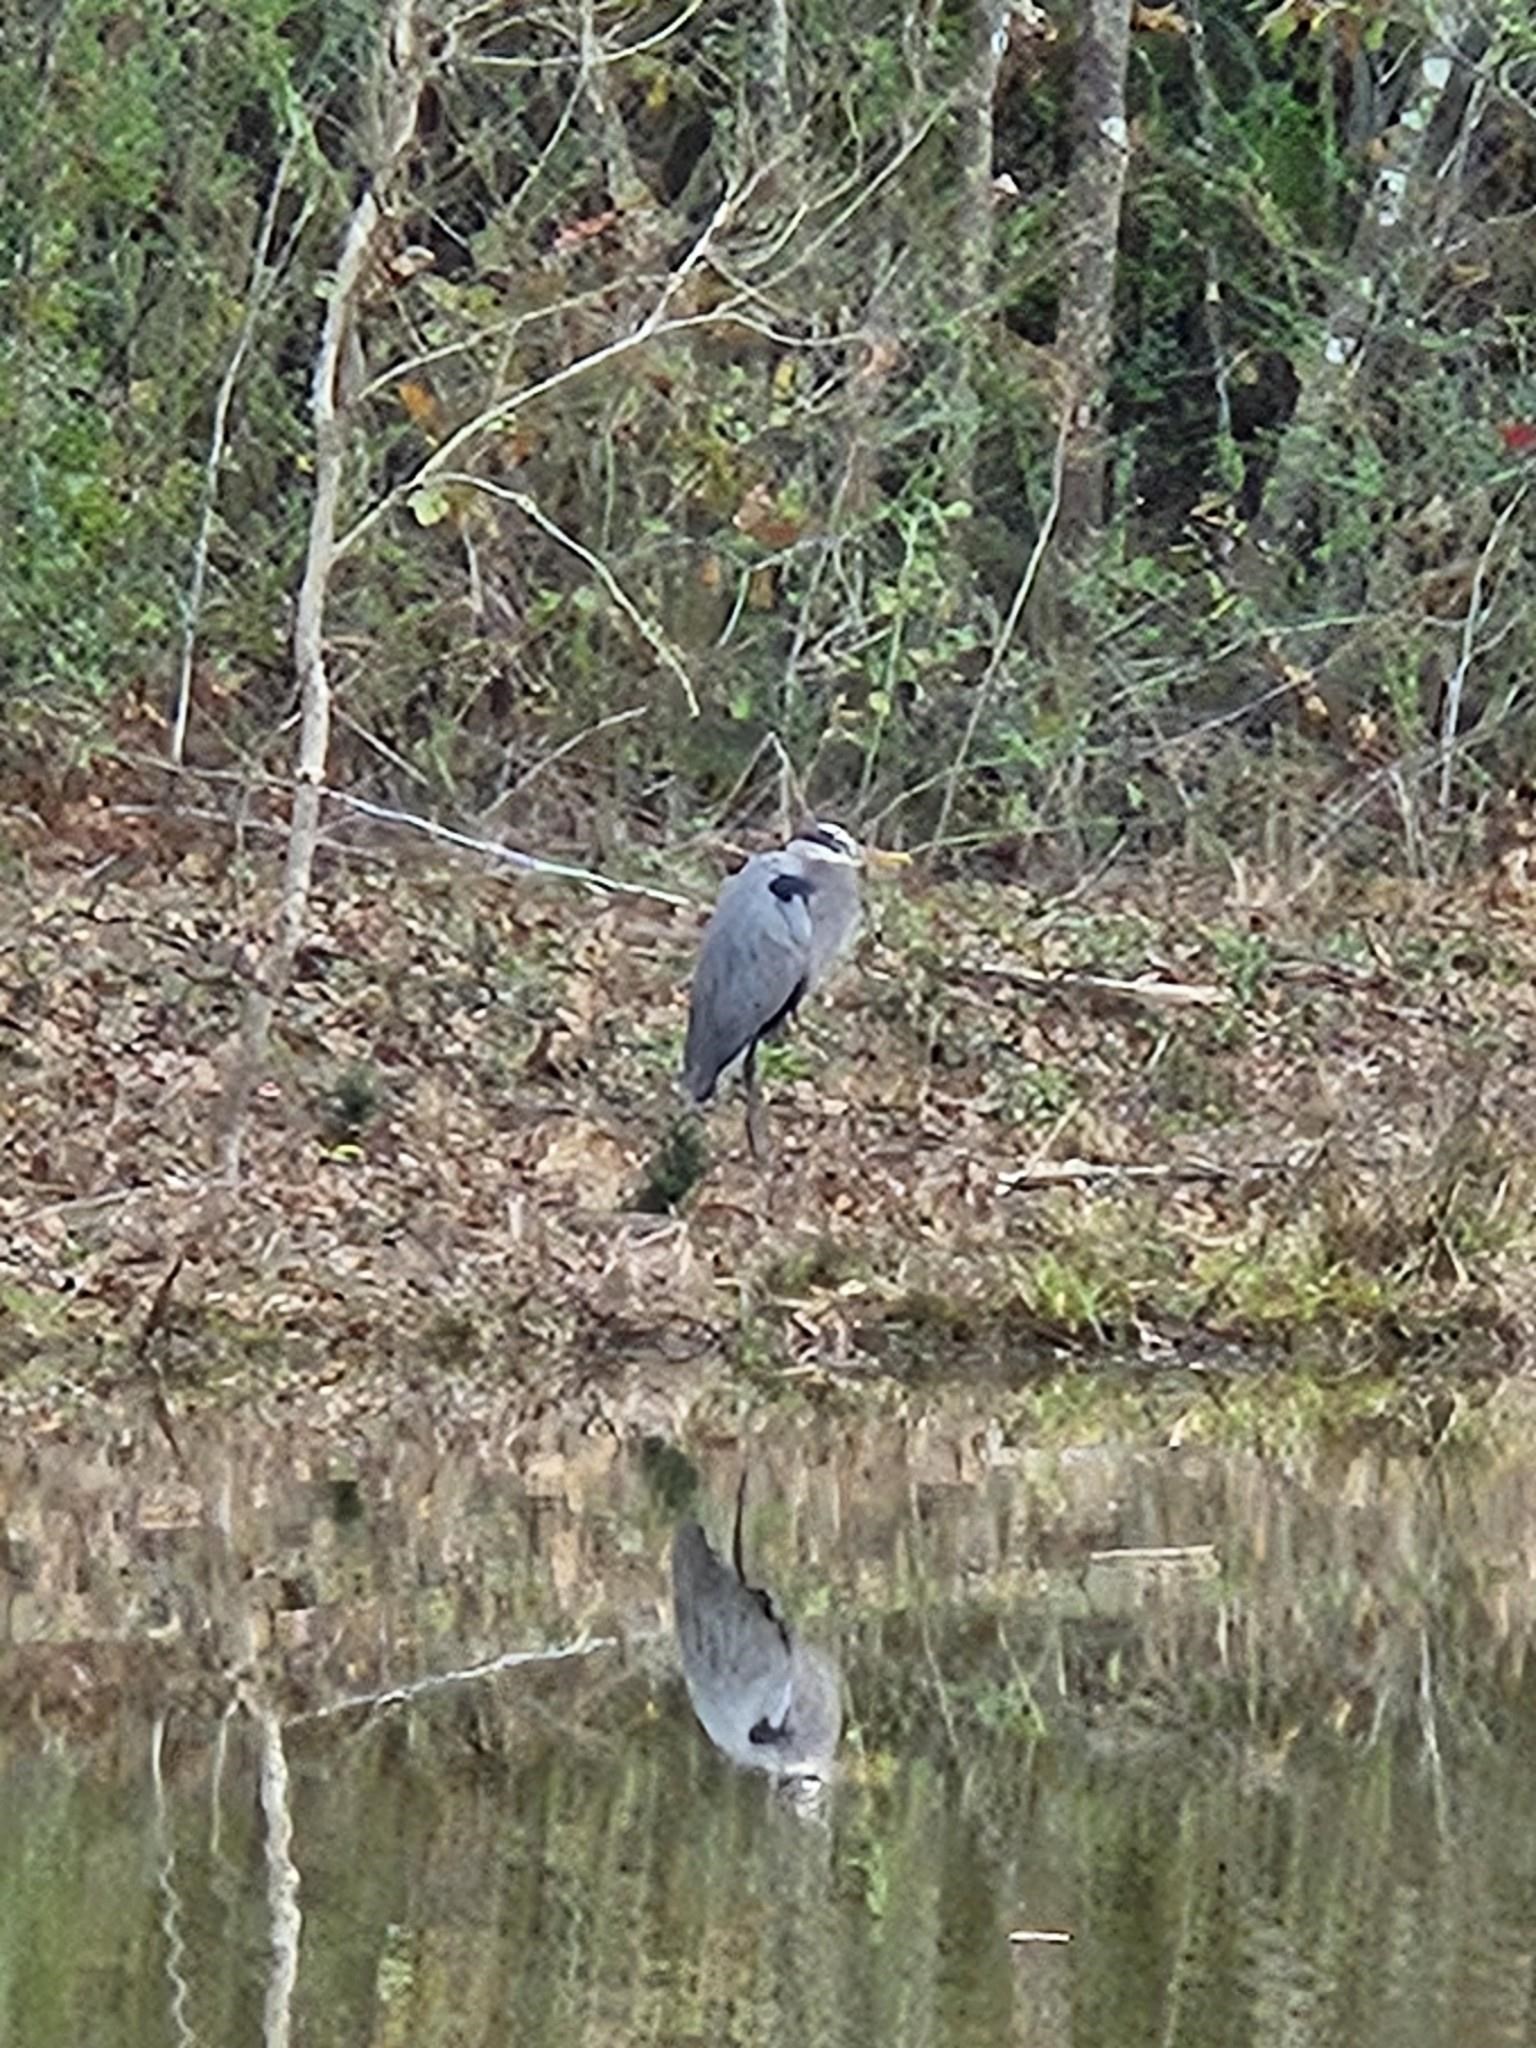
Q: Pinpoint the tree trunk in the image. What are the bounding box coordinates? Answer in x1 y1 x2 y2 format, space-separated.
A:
1052 0 1132 553
214 0 428 1179
944 0 1010 505
1257 8 1482 556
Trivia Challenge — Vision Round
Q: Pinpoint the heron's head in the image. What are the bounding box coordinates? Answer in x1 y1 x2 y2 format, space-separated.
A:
789 820 862 865
788 821 911 872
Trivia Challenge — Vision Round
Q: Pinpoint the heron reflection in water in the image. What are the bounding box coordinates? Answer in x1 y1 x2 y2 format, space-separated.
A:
671 1475 842 1787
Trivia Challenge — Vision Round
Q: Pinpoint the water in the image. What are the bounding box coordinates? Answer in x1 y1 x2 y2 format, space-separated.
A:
3 1389 1536 2046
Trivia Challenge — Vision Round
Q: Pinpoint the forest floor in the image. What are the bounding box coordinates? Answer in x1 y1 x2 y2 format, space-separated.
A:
5 797 1536 1444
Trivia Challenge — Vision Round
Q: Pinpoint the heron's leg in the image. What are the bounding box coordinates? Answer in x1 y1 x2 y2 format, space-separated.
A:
732 1467 749 1580
743 1041 769 1162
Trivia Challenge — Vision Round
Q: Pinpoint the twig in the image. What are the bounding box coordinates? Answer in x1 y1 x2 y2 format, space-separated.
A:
362 296 861 406
133 1255 187 1470
336 310 731 561
12 1182 165 1227
336 710 434 788
1437 479 1530 817
482 704 649 817
286 1634 620 1725
1305 684 1532 880
1087 1544 1219 1567
463 0 706 68
765 732 809 835
999 1156 1289 1192
748 90 958 296
638 168 769 336
933 397 1072 851
432 471 699 714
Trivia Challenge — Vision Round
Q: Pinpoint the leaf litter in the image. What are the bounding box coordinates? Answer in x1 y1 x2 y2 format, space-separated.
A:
5 815 1536 1431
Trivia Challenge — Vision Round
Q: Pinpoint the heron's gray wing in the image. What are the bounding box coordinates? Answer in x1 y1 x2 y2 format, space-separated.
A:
682 853 814 1103
672 1521 796 1767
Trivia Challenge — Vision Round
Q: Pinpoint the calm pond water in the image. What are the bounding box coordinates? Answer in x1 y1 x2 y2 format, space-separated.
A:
3 1384 1536 2047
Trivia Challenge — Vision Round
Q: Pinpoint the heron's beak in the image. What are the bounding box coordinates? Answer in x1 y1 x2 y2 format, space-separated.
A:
863 846 912 872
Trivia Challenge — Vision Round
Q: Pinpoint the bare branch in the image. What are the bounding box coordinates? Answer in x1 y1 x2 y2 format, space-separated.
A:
336 309 729 560
433 470 700 714
933 399 1072 851
109 749 704 905
286 1634 621 1725
1437 479 1530 816
319 784 699 906
333 117 945 564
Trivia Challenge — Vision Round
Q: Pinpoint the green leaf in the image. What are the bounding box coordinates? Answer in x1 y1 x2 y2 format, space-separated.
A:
409 486 450 527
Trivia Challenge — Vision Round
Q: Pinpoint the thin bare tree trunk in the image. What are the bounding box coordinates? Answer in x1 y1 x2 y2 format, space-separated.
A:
253 1698 302 2048
1052 0 1132 552
579 0 643 209
214 0 428 1179
1258 7 1481 552
945 0 1009 504
755 0 792 138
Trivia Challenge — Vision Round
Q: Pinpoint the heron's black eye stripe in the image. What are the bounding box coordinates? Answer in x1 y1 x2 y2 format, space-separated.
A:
769 873 814 903
798 826 848 853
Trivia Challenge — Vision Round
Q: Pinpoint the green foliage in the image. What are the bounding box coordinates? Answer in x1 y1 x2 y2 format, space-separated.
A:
0 0 359 717
2 0 1533 866
321 1062 382 1144
632 1116 710 1213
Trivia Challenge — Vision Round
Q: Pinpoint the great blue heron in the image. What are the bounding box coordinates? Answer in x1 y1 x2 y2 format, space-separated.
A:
671 1477 842 1784
681 820 898 1157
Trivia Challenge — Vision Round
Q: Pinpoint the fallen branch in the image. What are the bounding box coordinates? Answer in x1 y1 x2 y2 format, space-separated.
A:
999 1156 1288 1192
1087 1544 1219 1568
320 787 698 906
113 753 693 905
285 1634 621 1726
976 962 1229 1010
